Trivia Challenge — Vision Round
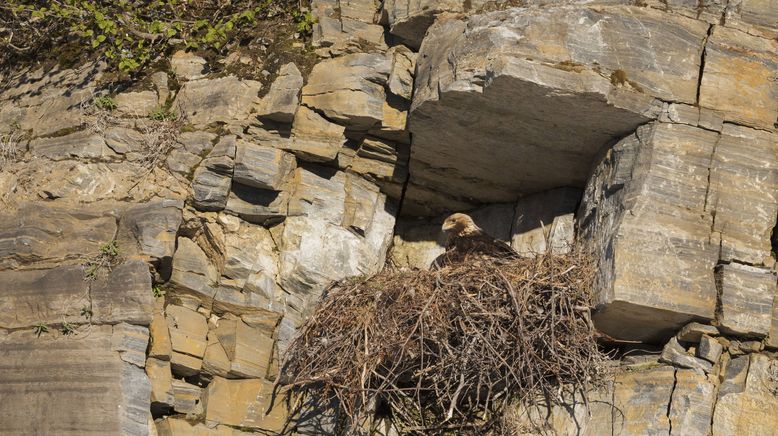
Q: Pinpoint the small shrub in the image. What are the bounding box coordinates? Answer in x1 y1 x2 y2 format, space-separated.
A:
33 322 49 337
60 322 76 336
152 285 166 299
1 1 301 73
81 306 93 320
100 240 119 257
148 106 178 121
292 9 315 37
93 95 117 111
83 240 121 281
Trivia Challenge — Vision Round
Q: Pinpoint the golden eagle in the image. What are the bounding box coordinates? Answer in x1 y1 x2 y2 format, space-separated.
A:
439 213 517 263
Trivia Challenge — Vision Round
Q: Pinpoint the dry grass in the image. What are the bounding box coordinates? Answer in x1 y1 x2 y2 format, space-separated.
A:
0 129 24 166
281 249 609 434
81 93 181 171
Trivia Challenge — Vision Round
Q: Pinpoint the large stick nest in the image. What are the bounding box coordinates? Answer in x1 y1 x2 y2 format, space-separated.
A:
281 250 609 434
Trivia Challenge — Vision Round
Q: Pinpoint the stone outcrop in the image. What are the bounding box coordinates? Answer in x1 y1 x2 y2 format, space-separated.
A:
255 63 303 124
1 0 776 433
0 326 153 435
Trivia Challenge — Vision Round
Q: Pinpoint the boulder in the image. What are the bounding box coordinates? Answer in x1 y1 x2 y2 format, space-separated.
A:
117 199 183 280
386 45 417 101
151 71 170 105
174 76 261 126
660 337 713 373
707 125 778 265
166 304 209 377
177 131 217 155
345 136 409 199
224 183 289 226
0 326 152 435
169 237 219 304
407 6 706 214
311 0 385 49
148 297 172 360
381 0 465 49
699 26 778 130
697 335 724 363
29 130 112 161
677 322 720 343
712 353 778 435
91 260 155 326
287 105 347 162
211 318 275 378
111 322 150 368
255 63 303 124
301 53 391 129
0 203 117 270
114 90 159 117
668 369 716 435
147 357 175 414
192 136 236 211
580 123 719 342
278 169 396 303
233 139 296 190
170 51 209 80
105 126 145 155
612 365 675 434
172 379 203 415
203 377 287 431
192 167 233 211
715 263 776 337
166 149 202 175
0 266 89 329
221 223 279 289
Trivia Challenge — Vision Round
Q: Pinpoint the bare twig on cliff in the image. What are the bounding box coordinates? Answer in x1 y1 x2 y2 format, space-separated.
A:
281 249 610 434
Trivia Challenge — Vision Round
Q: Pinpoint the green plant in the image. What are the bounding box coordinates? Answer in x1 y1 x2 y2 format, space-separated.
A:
1 1 296 73
148 105 177 121
84 263 99 280
60 322 76 335
100 240 119 257
152 285 166 299
81 306 93 320
292 8 315 37
84 240 120 281
33 322 49 337
94 95 117 110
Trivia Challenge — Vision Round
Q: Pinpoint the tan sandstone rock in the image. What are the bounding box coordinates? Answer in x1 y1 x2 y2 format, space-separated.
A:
580 123 719 342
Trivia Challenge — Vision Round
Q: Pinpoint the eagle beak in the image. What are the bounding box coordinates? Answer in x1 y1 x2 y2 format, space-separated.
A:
441 221 453 232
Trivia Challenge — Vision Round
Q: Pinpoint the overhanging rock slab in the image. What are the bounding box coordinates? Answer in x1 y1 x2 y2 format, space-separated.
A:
406 6 709 215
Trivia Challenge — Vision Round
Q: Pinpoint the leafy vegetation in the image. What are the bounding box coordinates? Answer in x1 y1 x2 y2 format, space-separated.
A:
80 306 93 320
0 0 305 73
148 105 177 121
33 322 49 337
152 285 166 299
93 95 117 111
60 321 76 335
83 240 121 281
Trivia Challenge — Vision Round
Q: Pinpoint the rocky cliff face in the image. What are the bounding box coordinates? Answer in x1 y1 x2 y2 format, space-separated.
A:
0 0 776 434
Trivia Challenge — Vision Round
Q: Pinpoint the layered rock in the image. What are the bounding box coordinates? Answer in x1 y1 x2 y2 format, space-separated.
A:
580 123 720 342
405 6 707 215
0 326 153 435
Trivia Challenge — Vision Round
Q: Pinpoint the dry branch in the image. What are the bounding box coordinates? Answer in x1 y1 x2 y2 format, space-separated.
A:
281 249 610 434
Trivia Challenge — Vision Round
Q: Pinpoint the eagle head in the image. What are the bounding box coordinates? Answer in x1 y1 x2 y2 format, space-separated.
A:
442 213 479 236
